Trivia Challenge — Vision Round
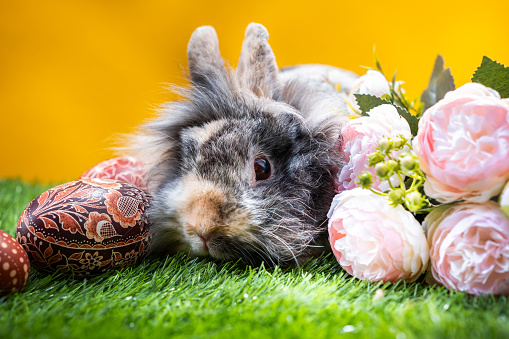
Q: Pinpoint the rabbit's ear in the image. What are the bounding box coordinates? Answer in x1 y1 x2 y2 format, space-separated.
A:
236 23 280 98
187 26 227 86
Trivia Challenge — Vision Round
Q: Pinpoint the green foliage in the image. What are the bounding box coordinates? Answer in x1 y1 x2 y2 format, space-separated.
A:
353 94 419 135
472 56 509 98
373 46 384 75
354 94 387 117
421 55 456 110
1 179 509 339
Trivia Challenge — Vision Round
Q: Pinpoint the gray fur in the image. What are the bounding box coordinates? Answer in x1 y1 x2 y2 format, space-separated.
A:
187 26 227 86
237 23 280 98
129 23 357 266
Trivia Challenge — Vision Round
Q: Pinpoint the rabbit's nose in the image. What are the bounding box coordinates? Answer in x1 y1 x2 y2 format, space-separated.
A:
197 232 214 252
188 223 220 251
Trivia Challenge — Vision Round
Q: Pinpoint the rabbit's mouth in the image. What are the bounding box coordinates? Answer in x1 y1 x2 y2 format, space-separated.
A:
199 234 276 266
184 224 318 267
185 222 260 260
186 223 219 255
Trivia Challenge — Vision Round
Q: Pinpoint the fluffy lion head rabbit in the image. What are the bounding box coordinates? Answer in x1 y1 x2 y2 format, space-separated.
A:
130 23 358 266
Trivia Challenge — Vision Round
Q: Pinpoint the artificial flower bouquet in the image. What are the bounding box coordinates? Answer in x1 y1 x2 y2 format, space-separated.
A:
328 55 509 296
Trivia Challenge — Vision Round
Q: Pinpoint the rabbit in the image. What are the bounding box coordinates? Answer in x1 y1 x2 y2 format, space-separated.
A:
129 23 359 266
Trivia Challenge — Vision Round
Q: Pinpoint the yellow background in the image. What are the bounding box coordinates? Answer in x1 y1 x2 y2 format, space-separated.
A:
1 0 508 182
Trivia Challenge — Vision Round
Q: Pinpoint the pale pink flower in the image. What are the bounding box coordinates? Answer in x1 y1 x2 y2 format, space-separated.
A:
424 202 509 295
414 83 509 203
335 104 412 193
328 188 429 282
347 70 391 113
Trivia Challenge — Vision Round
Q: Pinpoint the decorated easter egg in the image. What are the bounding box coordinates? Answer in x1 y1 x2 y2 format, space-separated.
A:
80 156 148 192
16 178 151 277
0 229 30 295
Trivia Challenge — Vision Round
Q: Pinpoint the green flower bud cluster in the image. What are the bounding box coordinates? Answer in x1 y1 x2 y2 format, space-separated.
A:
356 135 431 214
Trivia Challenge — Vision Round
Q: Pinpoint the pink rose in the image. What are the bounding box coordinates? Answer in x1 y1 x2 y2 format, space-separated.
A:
424 202 509 295
328 188 429 282
414 83 509 203
335 104 412 192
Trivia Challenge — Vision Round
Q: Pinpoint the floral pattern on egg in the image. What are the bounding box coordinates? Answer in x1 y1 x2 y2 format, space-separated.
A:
16 178 151 277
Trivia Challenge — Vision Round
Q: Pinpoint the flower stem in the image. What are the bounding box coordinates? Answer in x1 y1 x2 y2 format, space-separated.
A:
368 188 387 197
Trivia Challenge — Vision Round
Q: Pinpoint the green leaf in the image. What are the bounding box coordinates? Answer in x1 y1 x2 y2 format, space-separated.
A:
354 94 419 135
394 105 419 137
420 55 455 110
354 94 386 116
373 46 384 75
472 56 509 98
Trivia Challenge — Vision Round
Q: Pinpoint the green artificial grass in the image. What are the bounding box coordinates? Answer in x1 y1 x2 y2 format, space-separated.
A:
0 178 508 339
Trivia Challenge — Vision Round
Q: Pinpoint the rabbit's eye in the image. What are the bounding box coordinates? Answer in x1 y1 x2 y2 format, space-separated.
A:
254 158 271 181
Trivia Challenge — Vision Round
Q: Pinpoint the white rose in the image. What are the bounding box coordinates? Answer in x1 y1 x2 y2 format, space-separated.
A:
347 70 391 113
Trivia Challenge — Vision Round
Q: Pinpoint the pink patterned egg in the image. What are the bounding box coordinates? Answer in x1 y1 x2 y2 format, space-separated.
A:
16 178 151 277
0 229 30 295
80 156 148 192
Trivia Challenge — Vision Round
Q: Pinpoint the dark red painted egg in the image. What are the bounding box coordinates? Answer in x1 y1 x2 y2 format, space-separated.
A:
16 178 151 277
80 156 148 192
0 229 30 295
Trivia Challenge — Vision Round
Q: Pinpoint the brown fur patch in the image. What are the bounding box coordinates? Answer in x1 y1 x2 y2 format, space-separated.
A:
180 177 223 235
178 175 252 241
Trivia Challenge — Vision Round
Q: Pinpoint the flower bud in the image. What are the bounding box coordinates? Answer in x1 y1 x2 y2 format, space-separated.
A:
405 191 422 211
375 163 389 178
386 159 399 172
368 152 385 167
358 171 373 189
400 154 416 171
392 136 406 149
388 188 404 205
378 138 390 152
